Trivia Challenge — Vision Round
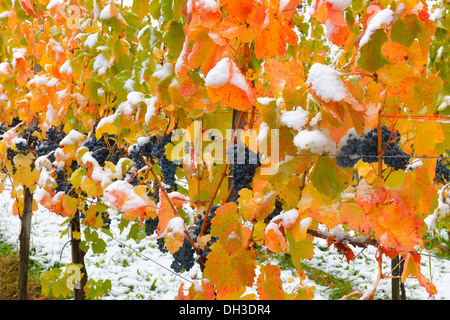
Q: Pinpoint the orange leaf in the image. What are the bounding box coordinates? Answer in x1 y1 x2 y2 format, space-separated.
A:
19 0 38 18
164 217 186 254
401 253 437 297
249 0 298 59
210 202 243 253
264 58 305 92
257 264 285 300
204 242 256 299
189 0 222 29
205 57 255 111
103 180 154 221
177 279 216 300
413 121 445 156
185 26 228 76
220 0 254 22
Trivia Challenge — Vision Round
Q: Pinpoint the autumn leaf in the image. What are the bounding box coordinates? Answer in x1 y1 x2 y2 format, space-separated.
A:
204 242 256 299
297 183 342 228
401 253 437 297
265 208 304 253
264 58 305 92
103 180 155 221
310 156 353 200
19 0 38 18
205 57 256 111
164 217 186 254
249 0 298 59
357 29 389 73
210 202 244 253
220 0 255 23
413 120 445 156
177 278 216 300
257 264 285 300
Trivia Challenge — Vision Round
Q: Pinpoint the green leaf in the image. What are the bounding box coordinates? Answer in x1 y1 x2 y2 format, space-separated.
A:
85 278 112 300
163 20 185 59
391 14 423 47
357 29 389 73
127 221 147 242
83 227 107 254
286 230 314 274
149 0 161 21
310 157 353 200
132 0 150 19
138 25 162 51
86 78 102 103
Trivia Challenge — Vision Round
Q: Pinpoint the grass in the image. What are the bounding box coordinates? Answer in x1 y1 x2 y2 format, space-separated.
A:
0 242 44 300
423 231 450 259
271 252 361 300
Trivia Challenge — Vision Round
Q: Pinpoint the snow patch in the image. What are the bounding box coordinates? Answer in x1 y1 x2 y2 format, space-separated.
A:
359 9 394 47
306 63 347 102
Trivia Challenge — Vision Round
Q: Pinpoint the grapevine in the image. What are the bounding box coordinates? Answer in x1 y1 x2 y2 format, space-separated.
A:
0 0 447 301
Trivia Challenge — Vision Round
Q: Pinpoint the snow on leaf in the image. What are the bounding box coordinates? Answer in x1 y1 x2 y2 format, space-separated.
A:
177 278 216 300
265 208 303 253
205 57 255 111
164 216 186 254
104 180 154 221
307 63 348 102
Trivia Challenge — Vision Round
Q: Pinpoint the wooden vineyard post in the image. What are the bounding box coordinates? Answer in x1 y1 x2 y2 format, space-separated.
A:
18 186 33 300
378 113 403 300
70 210 88 300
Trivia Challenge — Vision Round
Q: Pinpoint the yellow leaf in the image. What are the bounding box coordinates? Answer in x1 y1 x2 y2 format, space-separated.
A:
414 121 444 156
164 217 186 254
72 231 81 240
15 166 40 189
62 195 78 217
80 176 101 198
69 167 86 188
13 152 34 167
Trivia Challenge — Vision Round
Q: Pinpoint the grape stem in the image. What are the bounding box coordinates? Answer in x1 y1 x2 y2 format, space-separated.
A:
146 160 200 255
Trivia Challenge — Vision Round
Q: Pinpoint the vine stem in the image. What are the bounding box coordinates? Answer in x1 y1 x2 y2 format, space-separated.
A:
147 161 200 255
198 110 246 238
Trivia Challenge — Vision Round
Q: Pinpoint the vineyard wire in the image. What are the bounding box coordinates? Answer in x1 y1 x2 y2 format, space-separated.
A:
94 226 195 284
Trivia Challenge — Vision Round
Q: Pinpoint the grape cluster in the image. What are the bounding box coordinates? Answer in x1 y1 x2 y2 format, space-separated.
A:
336 126 410 170
151 134 178 191
0 123 6 137
357 126 400 163
227 144 261 202
84 134 126 166
35 125 65 162
129 136 157 170
157 238 168 253
435 157 450 183
144 216 159 236
55 169 72 194
4 125 41 172
19 125 41 152
193 205 219 262
383 145 411 170
129 134 178 191
336 133 361 168
170 237 196 273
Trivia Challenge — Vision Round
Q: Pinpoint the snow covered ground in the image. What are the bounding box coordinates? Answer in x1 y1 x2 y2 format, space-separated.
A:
0 189 448 300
